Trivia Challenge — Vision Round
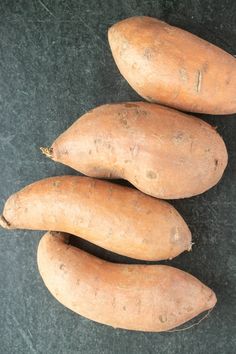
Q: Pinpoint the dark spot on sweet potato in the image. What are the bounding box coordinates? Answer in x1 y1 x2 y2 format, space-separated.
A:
159 315 167 323
59 264 66 270
94 138 102 144
143 47 157 60
214 159 219 169
120 117 128 126
173 132 184 143
185 306 193 312
146 170 157 179
89 149 92 155
124 103 138 108
202 62 209 73
123 305 126 311
53 181 61 187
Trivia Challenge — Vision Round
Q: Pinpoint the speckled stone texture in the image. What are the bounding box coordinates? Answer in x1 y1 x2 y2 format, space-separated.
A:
0 1 235 353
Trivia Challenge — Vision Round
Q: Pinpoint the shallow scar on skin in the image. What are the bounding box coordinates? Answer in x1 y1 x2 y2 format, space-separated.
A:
196 70 202 93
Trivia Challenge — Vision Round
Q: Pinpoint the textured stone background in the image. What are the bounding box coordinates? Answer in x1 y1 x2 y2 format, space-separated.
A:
0 1 235 353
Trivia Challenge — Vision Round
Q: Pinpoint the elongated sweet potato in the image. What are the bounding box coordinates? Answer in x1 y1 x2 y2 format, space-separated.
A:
42 102 228 199
108 16 236 114
37 231 216 332
0 176 191 260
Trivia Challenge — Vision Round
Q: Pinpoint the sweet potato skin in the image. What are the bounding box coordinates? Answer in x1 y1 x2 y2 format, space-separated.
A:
49 102 228 199
0 176 191 260
37 231 216 332
108 16 236 114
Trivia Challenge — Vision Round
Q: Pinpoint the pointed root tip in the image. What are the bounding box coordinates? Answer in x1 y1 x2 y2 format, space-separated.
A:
40 147 53 159
188 242 195 252
0 215 11 229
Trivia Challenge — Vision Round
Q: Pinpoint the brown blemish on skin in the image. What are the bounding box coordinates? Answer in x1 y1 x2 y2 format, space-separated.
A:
202 62 209 73
146 170 157 179
89 149 92 155
214 159 219 169
143 47 156 60
94 138 102 145
124 159 131 164
124 103 138 108
136 298 141 314
173 132 185 144
123 305 126 311
59 264 66 270
53 181 61 187
159 314 167 323
120 117 128 126
184 306 193 312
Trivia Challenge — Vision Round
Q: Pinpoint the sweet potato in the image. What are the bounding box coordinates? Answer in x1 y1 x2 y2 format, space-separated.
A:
108 16 236 114
37 231 216 332
0 176 191 260
42 102 228 199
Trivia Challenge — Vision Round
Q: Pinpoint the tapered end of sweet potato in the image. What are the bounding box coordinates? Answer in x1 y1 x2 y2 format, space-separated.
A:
0 214 12 229
40 147 54 159
207 291 217 310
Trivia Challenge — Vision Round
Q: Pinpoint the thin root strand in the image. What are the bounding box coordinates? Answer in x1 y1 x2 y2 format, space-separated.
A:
166 307 214 333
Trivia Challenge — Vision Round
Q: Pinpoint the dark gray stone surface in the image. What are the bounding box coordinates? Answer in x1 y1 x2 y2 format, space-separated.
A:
0 1 235 353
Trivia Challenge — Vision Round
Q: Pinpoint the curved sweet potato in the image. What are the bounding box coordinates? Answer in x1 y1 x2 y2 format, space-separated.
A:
108 16 236 114
0 176 191 260
43 102 228 199
37 231 217 332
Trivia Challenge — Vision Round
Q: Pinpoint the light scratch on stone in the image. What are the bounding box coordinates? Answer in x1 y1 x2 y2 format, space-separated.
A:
38 0 55 17
8 312 37 353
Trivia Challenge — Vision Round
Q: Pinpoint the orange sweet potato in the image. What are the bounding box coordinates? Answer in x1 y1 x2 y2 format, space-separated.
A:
37 231 217 332
0 176 191 260
108 16 236 114
42 102 228 199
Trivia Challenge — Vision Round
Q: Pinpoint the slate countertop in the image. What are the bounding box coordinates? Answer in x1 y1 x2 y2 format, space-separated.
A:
0 1 235 353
